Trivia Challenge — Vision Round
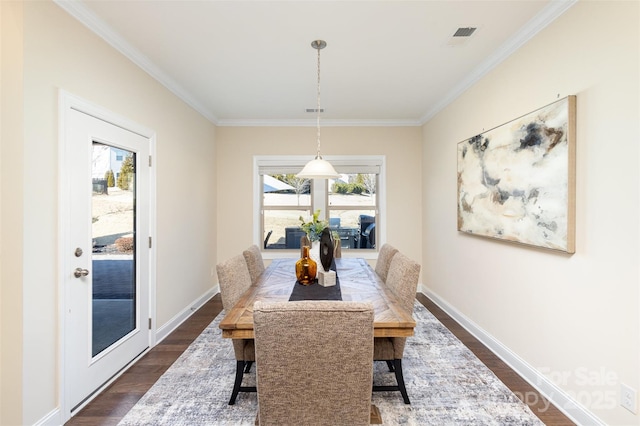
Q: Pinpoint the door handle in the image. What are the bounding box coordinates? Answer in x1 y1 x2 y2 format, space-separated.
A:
74 268 90 278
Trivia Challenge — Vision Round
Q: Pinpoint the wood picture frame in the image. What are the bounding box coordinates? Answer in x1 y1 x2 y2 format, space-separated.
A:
457 96 576 253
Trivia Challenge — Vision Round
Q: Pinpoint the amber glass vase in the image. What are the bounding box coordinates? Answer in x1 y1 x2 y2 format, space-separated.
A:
295 245 317 285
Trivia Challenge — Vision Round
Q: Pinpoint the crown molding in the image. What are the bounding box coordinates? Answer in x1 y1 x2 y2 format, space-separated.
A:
53 0 219 124
216 118 422 127
419 0 578 125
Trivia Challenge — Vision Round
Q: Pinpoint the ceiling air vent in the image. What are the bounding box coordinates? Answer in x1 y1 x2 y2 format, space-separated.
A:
453 27 477 37
447 27 478 47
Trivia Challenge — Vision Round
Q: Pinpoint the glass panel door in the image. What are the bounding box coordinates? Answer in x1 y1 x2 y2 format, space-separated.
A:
63 102 150 419
91 143 136 357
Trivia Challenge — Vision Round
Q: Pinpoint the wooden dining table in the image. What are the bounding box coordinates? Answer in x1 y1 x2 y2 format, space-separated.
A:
219 257 416 339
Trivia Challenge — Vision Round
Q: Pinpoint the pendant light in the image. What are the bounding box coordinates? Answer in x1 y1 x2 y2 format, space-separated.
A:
297 40 341 179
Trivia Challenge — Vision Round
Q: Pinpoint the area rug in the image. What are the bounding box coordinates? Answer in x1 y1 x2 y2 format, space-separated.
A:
118 301 544 425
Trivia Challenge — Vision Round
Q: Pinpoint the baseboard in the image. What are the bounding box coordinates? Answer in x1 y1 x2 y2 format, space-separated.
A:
155 286 218 344
420 286 605 426
33 408 60 426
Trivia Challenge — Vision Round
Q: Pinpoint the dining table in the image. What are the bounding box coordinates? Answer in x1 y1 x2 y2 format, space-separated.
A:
219 257 416 339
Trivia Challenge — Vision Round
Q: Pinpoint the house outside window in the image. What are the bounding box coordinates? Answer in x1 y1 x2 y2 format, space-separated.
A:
255 156 385 258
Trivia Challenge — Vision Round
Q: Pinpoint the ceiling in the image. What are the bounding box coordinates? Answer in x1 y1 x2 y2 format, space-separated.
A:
55 1 575 126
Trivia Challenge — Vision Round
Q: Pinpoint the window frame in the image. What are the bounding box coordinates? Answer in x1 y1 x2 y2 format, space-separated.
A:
254 155 386 259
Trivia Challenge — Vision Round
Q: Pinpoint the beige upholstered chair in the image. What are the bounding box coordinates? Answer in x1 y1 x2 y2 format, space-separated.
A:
374 243 399 282
334 239 342 258
373 251 420 404
216 254 256 405
253 301 374 426
242 244 265 285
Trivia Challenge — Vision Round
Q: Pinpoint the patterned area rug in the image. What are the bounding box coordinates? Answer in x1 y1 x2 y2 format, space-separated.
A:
119 302 544 425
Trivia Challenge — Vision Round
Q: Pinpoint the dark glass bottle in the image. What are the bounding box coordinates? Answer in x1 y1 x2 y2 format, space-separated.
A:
295 245 317 285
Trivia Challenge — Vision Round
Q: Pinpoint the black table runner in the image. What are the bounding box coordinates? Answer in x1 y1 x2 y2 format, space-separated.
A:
289 262 342 301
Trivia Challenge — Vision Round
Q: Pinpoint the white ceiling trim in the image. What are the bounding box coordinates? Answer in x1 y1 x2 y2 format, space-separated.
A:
216 118 422 127
419 0 577 125
53 0 219 124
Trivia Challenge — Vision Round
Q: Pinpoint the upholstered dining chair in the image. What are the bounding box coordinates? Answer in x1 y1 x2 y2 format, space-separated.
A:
374 243 399 282
242 244 265 285
253 300 374 426
373 251 421 404
216 254 256 405
334 241 342 258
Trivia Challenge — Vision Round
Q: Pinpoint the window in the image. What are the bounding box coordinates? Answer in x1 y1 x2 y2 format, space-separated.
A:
255 156 385 257
328 173 377 249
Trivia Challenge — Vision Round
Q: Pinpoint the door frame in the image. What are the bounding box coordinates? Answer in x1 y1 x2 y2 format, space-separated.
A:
58 90 157 421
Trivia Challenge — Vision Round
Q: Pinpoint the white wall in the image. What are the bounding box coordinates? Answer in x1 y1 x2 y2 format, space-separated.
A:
215 126 422 265
1 1 217 423
0 1 25 425
421 1 639 425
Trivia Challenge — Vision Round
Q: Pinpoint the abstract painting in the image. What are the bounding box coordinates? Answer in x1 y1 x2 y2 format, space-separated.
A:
457 96 576 253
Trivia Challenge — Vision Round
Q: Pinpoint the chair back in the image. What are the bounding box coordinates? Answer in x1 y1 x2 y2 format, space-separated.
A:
334 240 342 258
375 243 399 282
254 300 374 426
216 254 252 311
263 230 273 249
243 245 265 284
386 252 421 315
383 252 421 359
216 254 256 403
358 215 375 248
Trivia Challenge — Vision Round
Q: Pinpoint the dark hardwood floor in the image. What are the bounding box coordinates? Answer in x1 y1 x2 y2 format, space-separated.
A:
66 293 574 425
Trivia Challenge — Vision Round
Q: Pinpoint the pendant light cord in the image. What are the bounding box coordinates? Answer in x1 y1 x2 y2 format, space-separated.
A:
296 40 338 179
316 43 322 159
